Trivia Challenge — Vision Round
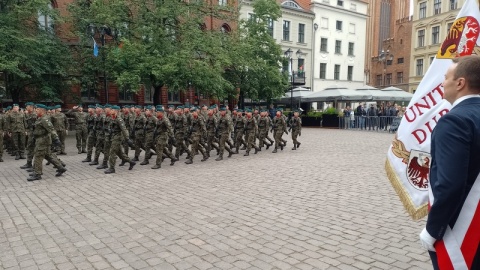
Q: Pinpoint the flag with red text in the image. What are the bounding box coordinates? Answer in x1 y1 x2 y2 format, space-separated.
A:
385 0 480 220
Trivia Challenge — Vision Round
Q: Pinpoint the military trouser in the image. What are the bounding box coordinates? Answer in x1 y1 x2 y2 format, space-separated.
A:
245 131 260 153
25 132 35 163
206 132 219 153
56 129 67 153
143 131 155 161
11 131 26 155
274 129 284 149
33 146 63 175
234 129 245 151
86 131 96 158
0 131 3 159
175 132 191 158
258 130 270 148
154 136 175 166
190 133 206 160
102 135 112 165
292 129 300 145
134 130 145 158
266 132 274 144
76 125 88 151
94 133 105 161
108 134 131 169
218 132 233 157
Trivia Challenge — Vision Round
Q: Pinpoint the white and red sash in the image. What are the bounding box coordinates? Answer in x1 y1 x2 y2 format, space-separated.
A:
429 173 480 269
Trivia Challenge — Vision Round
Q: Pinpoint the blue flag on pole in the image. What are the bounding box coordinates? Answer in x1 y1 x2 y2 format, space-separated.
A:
93 38 99 57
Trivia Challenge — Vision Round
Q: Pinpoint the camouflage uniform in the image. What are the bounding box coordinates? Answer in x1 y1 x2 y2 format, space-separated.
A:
141 114 157 165
98 115 112 169
23 111 37 167
133 113 146 160
272 115 287 153
234 115 246 153
167 110 176 152
289 116 302 150
84 111 96 161
215 113 234 160
173 113 192 159
52 111 70 154
7 110 26 159
0 114 4 162
244 116 260 155
106 115 133 173
90 113 105 165
257 115 272 149
205 114 219 156
185 115 208 164
67 108 88 153
152 115 176 169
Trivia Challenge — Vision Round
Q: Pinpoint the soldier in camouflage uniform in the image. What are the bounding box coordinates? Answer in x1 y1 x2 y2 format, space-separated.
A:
233 110 247 154
97 105 112 169
185 108 208 164
52 105 70 155
67 105 88 154
205 107 219 157
27 104 66 181
167 105 176 153
272 109 288 153
132 105 146 161
173 106 192 159
121 105 132 156
215 106 234 161
151 105 177 169
244 109 260 156
140 106 157 165
20 103 36 168
104 106 136 174
6 104 27 160
257 110 272 150
90 105 105 166
289 110 302 150
81 105 96 162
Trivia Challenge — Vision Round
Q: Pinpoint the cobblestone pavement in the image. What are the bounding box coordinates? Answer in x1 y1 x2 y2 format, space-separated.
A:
0 128 431 270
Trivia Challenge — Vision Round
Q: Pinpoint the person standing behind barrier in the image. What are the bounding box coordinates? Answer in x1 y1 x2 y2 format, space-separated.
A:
350 109 355 128
67 105 88 154
377 104 386 130
367 104 377 130
356 104 366 130
343 106 351 129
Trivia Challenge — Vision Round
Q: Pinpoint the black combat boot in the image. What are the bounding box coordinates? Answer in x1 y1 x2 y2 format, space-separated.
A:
140 159 149 165
244 151 249 156
201 155 208 162
215 155 223 161
266 143 271 150
185 159 193 164
26 168 34 172
19 154 26 159
128 161 136 170
119 160 127 166
78 149 82 154
272 148 278 153
254 148 259 154
280 144 284 151
292 145 297 150
132 156 139 162
55 167 67 177
170 157 178 166
27 174 42 181
228 151 233 158
297 142 301 148
104 168 115 174
82 156 92 163
151 164 161 169
81 148 86 153
89 158 99 166
20 161 32 169
96 162 107 169
15 153 20 160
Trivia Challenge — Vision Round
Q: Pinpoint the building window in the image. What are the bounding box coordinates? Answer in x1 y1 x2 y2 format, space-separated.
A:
347 66 353 81
336 20 343 31
248 13 255 22
349 23 355 34
119 87 134 101
416 59 424 76
430 56 435 64
335 40 342 54
386 73 392 85
386 59 393 66
419 2 427 19
219 0 227 6
397 57 404 64
376 75 383 86
348 42 354 56
434 0 441 14
283 20 290 41
321 17 329 29
267 18 274 36
446 22 453 34
320 38 328 52
418 29 425 47
397 72 404 84
337 0 343 6
145 86 153 103
432 26 440 44
450 0 457 10
320 63 327 79
297 58 304 71
334 64 340 80
350 3 356 10
38 2 54 32
298 23 305 43
168 91 180 103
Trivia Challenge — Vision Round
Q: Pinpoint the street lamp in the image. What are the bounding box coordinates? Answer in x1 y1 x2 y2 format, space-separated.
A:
378 49 394 87
284 48 303 111
88 24 117 104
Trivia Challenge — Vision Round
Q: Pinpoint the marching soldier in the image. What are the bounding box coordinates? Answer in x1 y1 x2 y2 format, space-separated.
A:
173 106 192 159
82 105 96 162
151 105 177 169
121 105 132 156
205 107 219 157
67 104 88 154
20 103 36 168
132 105 146 161
289 110 302 150
272 109 288 153
27 104 66 181
6 103 27 160
140 106 157 165
90 105 105 166
104 105 136 174
215 106 234 161
167 105 176 153
185 108 208 164
257 110 272 150
52 105 70 155
97 105 112 170
244 109 260 156
233 110 246 153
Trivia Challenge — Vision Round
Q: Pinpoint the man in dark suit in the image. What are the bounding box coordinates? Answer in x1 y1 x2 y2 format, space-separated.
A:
419 55 480 269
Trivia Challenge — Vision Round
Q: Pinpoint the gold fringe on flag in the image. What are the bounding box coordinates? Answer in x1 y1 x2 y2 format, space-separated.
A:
385 158 428 220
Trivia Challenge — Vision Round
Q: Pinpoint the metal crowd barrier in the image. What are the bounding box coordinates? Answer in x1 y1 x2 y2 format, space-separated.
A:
338 116 402 133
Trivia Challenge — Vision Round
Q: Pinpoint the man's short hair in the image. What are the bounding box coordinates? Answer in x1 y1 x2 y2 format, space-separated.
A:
452 55 480 92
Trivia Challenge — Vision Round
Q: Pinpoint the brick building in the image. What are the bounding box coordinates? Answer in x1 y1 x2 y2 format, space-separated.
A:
49 0 238 108
365 0 412 92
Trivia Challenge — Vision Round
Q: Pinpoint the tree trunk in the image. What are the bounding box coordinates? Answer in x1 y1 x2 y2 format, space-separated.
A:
153 84 162 106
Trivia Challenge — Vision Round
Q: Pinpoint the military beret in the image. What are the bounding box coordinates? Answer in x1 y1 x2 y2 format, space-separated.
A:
190 107 197 112
202 104 208 108
219 106 226 111
35 104 47 109
25 102 34 106
135 105 142 109
144 105 153 110
88 105 95 109
276 108 283 112
6 106 12 109
78 103 83 106
156 105 165 112
237 109 243 113
245 108 252 113
177 105 183 109
12 103 19 107
168 105 175 108
55 105 61 109
123 105 129 109
104 104 112 108
111 105 120 110
212 104 218 108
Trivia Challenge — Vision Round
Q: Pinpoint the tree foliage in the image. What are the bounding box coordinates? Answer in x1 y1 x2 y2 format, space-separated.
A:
0 0 73 103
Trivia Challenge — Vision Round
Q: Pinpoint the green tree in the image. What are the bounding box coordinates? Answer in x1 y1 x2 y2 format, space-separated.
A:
0 0 73 104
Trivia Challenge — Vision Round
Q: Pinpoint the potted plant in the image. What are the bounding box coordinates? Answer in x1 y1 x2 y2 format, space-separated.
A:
322 107 340 128
301 111 322 126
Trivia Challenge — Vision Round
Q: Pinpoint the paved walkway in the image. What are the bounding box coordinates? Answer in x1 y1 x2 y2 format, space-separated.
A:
0 129 431 270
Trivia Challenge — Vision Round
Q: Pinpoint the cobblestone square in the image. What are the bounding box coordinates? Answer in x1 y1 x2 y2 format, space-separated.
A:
0 128 431 269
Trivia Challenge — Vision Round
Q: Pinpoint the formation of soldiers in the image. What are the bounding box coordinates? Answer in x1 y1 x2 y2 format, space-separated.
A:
0 103 303 181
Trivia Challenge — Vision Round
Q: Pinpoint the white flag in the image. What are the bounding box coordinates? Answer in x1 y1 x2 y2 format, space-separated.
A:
386 0 480 220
